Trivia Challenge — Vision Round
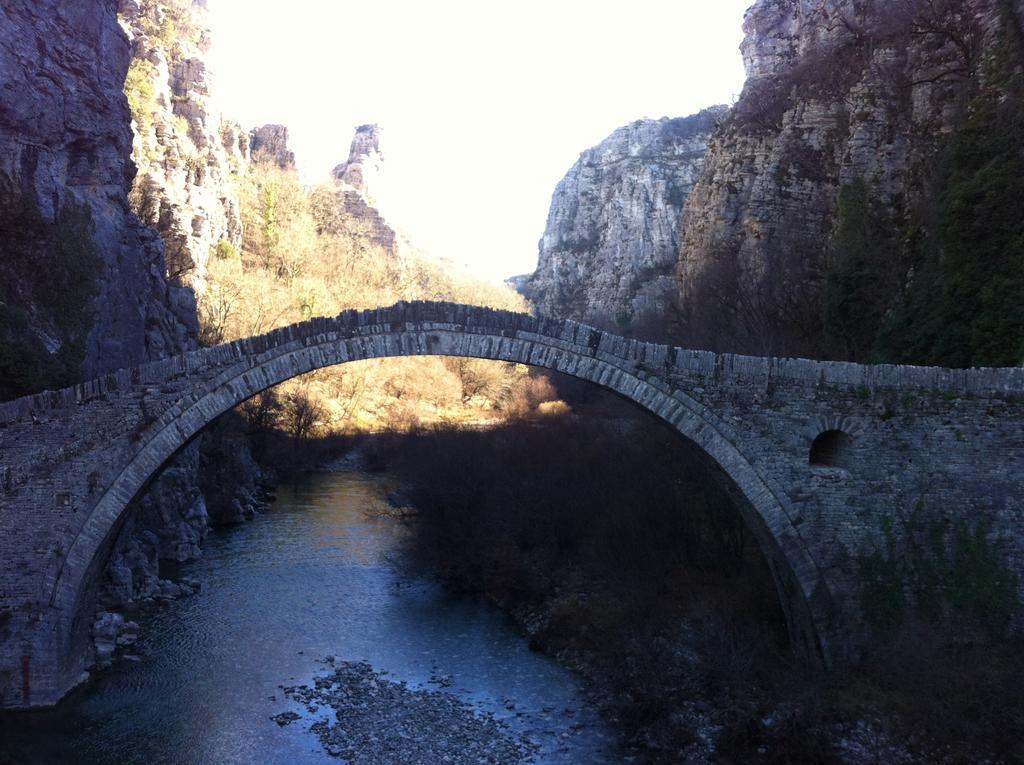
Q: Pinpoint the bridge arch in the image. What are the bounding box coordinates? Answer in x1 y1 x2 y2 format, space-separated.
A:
4 302 851 705
46 303 839 684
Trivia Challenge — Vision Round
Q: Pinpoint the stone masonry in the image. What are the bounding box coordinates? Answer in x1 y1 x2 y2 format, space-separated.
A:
0 301 1022 708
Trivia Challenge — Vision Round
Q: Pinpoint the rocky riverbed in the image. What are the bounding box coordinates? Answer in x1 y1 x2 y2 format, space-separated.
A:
278 658 540 764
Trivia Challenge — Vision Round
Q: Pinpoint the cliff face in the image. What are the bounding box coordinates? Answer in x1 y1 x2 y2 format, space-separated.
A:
250 123 295 169
331 123 387 205
0 0 218 661
0 0 196 398
315 124 403 259
677 0 1024 362
97 1 268 624
524 107 725 331
119 0 248 293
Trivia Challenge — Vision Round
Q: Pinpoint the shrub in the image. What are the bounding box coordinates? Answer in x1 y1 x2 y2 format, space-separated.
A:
858 499 1019 641
124 58 158 136
202 156 536 433
365 403 790 761
213 238 238 261
822 178 899 360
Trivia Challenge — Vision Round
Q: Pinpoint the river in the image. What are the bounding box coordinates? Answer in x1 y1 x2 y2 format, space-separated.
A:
0 471 615 764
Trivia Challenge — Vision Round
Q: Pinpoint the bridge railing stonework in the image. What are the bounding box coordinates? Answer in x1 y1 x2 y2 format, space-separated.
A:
1 301 1022 709
1 301 1021 428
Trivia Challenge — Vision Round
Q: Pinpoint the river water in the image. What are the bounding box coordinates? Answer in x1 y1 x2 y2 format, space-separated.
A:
0 472 615 764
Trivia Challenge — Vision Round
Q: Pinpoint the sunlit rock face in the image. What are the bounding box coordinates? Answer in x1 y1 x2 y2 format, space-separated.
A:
0 0 196 383
524 107 726 331
319 124 405 259
119 0 249 295
676 0 1022 357
331 123 387 205
96 0 260 655
250 123 295 169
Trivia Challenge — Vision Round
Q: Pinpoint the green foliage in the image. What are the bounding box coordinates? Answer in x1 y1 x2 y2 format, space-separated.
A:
0 178 103 400
124 58 158 136
857 518 906 633
213 238 239 261
157 10 178 49
945 521 1020 632
121 1 204 152
858 500 1019 640
873 30 1024 367
136 0 202 59
822 178 898 360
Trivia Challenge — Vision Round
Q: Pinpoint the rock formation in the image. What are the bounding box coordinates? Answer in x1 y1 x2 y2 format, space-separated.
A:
0 0 223 668
250 123 295 169
119 0 248 293
0 0 196 396
315 124 405 259
331 123 387 204
524 107 726 331
676 0 1024 361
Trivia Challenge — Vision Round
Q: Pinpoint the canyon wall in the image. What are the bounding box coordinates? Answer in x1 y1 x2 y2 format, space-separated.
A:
97 0 267 621
527 1 1023 368
524 107 725 333
676 0 1024 364
0 0 196 400
119 0 249 293
0 0 225 659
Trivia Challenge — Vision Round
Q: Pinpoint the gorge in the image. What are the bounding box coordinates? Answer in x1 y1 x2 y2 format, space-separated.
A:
1 0 1023 762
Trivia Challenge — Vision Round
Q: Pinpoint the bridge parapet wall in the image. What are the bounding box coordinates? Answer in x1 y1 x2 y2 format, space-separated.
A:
1 302 1021 429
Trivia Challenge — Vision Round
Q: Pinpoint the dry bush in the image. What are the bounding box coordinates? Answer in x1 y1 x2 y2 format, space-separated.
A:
197 157 545 433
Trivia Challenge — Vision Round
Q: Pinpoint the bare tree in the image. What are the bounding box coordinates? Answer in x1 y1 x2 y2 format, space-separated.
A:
240 390 283 433
198 278 244 346
282 389 326 441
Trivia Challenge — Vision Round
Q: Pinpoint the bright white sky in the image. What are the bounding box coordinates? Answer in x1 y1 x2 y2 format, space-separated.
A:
205 0 751 281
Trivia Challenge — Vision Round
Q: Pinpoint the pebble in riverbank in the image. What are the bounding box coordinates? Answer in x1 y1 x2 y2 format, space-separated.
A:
280 660 539 764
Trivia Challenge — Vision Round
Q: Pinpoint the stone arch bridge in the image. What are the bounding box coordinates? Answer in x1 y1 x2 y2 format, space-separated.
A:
1 301 1022 708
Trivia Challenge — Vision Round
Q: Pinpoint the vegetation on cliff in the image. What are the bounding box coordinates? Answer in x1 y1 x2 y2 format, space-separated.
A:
121 0 549 431
197 153 550 434
822 3 1024 369
873 84 1024 367
0 178 102 400
667 0 1024 369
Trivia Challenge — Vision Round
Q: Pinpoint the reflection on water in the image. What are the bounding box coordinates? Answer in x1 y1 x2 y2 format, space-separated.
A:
0 472 613 764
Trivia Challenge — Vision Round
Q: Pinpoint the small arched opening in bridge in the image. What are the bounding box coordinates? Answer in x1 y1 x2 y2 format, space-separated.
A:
35 305 838 706
809 430 853 469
